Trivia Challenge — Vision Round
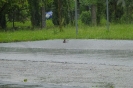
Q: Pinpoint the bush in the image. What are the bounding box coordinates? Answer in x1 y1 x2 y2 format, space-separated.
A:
80 11 91 25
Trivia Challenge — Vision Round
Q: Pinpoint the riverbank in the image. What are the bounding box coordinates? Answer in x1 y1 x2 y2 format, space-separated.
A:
0 24 133 43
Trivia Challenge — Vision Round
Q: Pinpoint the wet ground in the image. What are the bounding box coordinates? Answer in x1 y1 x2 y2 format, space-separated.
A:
0 39 133 88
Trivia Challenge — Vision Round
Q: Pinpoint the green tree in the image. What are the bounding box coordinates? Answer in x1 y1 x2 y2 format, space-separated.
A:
96 1 105 25
8 0 28 29
117 0 125 7
0 0 28 30
118 0 133 23
80 0 105 25
52 0 70 31
68 0 75 25
80 11 91 25
28 0 41 28
40 0 53 28
0 1 8 29
109 0 124 22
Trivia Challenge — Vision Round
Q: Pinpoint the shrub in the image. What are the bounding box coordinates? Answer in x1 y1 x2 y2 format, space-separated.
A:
80 11 91 25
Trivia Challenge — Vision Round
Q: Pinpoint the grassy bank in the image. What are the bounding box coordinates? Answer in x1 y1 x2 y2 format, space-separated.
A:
0 23 133 43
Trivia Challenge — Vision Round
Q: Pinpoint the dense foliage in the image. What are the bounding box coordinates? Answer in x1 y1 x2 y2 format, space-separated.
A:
0 0 28 30
28 0 41 28
80 11 91 25
52 0 70 31
0 0 133 31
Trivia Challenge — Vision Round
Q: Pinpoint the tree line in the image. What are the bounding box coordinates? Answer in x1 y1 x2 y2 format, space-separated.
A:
0 0 133 31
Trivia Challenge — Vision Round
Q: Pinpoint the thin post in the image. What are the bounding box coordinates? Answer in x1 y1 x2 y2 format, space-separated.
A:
106 0 109 31
75 0 78 38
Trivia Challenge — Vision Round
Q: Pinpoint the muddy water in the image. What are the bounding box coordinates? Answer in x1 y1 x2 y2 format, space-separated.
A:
0 40 133 88
0 47 133 66
0 60 120 88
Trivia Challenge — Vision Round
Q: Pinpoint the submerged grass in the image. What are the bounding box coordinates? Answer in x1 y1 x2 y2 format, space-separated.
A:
0 22 133 43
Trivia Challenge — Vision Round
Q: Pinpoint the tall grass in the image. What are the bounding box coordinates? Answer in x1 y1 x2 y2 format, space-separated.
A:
0 20 133 43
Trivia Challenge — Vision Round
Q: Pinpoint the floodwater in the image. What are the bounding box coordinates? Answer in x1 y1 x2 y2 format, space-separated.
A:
0 39 133 88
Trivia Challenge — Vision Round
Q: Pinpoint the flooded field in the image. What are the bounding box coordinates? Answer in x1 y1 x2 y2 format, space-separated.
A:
0 39 133 88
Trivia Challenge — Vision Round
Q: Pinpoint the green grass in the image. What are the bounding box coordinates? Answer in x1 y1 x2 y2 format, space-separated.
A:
0 21 133 43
